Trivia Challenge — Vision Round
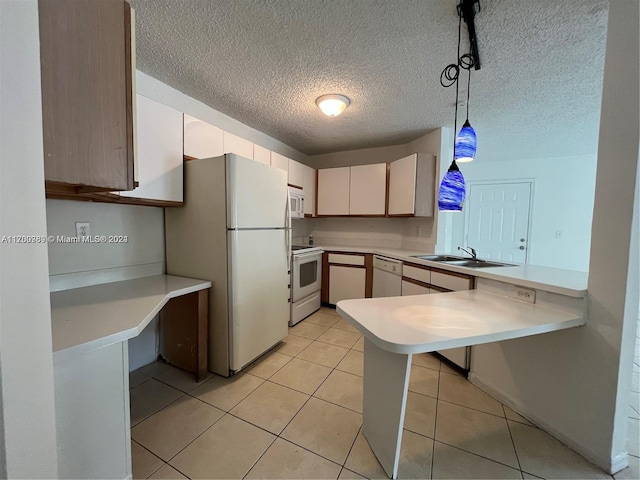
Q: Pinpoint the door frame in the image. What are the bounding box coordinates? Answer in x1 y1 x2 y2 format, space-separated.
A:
463 179 535 263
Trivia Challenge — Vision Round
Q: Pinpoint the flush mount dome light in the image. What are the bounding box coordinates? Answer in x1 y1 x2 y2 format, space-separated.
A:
316 94 350 117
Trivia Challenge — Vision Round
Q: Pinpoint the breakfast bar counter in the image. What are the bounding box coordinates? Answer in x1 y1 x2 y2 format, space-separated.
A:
337 290 585 479
50 274 211 479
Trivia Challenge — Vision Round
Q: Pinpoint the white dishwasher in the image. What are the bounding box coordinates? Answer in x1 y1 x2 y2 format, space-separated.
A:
372 255 402 298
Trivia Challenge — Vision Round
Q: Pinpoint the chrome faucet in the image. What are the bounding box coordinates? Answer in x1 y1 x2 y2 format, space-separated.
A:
458 246 477 259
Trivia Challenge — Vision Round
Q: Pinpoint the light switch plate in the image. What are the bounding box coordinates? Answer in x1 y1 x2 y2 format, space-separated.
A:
509 285 536 304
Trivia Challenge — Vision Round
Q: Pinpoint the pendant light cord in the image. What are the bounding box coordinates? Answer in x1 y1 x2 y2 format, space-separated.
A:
466 64 471 121
452 14 462 160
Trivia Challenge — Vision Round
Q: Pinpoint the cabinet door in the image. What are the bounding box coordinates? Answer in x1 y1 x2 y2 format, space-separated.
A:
223 132 254 160
431 271 473 291
401 280 430 296
349 163 387 215
253 145 271 165
329 266 366 304
302 164 316 216
271 152 289 173
39 0 134 192
183 114 223 159
288 159 305 188
121 94 183 202
317 167 350 215
388 154 417 215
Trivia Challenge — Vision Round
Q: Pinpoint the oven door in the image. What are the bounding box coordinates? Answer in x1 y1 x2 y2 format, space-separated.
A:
292 251 322 302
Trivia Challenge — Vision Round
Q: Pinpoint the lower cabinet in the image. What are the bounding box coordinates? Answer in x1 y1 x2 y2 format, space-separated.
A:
54 341 131 479
401 279 430 295
322 252 373 305
402 262 474 371
329 265 366 304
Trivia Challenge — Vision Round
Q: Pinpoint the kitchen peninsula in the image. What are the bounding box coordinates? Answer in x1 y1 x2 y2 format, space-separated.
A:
330 246 587 478
337 276 586 479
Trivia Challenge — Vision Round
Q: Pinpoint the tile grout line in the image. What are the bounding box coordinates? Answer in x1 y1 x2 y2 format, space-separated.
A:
502 404 525 477
430 360 441 480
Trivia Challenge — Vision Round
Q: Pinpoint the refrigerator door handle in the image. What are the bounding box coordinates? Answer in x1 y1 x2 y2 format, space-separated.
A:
285 191 292 271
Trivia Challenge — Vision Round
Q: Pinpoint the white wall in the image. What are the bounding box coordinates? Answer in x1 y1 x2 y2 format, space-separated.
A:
0 1 59 477
470 0 639 473
136 71 308 164
47 200 165 284
452 154 597 271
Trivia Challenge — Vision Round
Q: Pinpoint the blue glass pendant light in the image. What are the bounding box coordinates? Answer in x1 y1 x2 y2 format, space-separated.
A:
438 160 466 211
454 120 477 163
454 67 477 163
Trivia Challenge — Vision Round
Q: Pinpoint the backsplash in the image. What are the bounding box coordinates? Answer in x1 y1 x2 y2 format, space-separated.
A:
46 200 165 291
298 217 434 251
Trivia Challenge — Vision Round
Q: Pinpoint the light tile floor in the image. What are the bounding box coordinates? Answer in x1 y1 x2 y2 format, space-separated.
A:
130 307 640 480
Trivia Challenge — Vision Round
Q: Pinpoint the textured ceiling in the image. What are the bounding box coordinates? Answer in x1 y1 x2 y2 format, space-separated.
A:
130 0 609 161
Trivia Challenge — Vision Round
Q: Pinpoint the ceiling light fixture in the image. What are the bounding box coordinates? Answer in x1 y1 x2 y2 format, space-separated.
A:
316 94 350 117
437 0 482 212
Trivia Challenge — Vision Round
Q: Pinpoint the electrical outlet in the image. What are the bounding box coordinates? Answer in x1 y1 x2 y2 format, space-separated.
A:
509 285 536 304
75 222 91 238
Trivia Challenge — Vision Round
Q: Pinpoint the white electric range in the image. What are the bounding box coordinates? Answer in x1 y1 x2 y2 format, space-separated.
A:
290 246 323 326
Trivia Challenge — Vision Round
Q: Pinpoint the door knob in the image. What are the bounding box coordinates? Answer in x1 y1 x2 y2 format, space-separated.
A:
520 238 525 242
519 246 525 250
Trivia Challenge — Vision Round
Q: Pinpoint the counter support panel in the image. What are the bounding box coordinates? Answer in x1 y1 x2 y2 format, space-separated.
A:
363 337 412 479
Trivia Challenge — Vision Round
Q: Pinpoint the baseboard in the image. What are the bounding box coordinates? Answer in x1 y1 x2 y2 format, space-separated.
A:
468 373 629 475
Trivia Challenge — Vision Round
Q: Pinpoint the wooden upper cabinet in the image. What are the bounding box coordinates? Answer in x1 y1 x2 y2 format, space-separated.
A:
183 114 223 159
39 0 135 193
349 163 386 215
388 153 437 217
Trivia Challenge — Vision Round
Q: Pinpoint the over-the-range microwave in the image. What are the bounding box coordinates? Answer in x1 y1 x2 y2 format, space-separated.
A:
289 187 305 219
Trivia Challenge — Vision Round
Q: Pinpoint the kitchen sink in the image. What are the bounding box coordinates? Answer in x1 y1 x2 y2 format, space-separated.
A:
411 255 467 261
411 254 515 268
439 259 515 268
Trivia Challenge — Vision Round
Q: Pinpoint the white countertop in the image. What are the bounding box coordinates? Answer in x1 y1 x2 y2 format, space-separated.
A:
337 290 585 355
50 275 211 354
318 244 588 297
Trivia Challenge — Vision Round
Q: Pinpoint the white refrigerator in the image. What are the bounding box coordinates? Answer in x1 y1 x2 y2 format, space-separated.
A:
165 154 291 376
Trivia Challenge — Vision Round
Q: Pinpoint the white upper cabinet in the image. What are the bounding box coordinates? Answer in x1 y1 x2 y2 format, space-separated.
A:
388 153 436 217
317 167 350 215
120 94 183 203
301 164 316 216
183 114 223 159
270 151 289 173
223 131 254 160
388 154 417 215
253 144 271 165
288 159 305 188
349 163 387 215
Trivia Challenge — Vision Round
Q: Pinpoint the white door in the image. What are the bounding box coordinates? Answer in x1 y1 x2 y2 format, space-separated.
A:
226 154 288 228
464 182 532 263
228 229 289 371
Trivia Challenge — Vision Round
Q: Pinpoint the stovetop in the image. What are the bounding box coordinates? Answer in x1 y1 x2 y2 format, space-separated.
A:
292 245 323 254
